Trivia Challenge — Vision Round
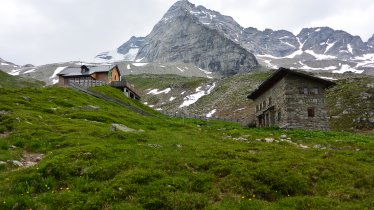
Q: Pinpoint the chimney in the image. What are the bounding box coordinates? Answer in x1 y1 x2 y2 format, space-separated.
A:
81 65 89 73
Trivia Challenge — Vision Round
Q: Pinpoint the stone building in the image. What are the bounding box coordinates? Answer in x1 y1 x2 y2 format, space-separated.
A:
247 68 335 130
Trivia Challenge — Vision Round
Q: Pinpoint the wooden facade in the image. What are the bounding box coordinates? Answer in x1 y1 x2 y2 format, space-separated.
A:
57 65 140 100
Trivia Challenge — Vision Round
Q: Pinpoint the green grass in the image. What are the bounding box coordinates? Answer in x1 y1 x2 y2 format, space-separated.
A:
326 77 374 131
126 74 210 92
0 70 45 88
0 86 374 209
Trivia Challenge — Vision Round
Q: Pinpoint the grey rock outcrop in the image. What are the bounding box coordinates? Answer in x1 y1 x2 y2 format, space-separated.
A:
117 36 145 55
0 57 19 72
367 34 374 50
96 36 145 61
297 27 368 59
136 0 259 76
242 28 299 57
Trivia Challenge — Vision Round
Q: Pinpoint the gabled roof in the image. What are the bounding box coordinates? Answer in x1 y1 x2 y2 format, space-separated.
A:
247 67 335 100
57 65 117 77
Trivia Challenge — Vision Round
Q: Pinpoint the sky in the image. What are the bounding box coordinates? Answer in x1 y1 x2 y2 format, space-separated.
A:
1 0 374 66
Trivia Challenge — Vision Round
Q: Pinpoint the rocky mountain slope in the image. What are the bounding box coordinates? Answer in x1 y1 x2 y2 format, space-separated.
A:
135 0 259 76
95 36 145 62
0 58 19 72
126 71 374 131
97 0 374 75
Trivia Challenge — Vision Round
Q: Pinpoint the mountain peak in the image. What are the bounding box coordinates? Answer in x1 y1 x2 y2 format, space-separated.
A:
168 0 195 13
158 0 195 24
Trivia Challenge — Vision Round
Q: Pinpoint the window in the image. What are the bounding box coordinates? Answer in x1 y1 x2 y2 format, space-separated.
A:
304 88 309 95
278 112 281 121
263 100 266 108
299 87 309 94
308 107 315 118
310 87 319 95
268 97 272 106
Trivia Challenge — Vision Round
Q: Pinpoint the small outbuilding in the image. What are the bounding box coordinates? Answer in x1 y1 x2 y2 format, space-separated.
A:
247 67 335 130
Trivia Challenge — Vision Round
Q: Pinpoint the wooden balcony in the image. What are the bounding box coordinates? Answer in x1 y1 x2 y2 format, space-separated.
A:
110 81 141 100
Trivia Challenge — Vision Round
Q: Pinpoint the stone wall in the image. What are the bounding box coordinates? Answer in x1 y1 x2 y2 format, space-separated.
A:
284 74 330 130
254 78 287 127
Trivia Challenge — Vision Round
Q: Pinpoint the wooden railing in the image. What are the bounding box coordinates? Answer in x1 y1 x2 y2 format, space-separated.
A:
68 79 106 87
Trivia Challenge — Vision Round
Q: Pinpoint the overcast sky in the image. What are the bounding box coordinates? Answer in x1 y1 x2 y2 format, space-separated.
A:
1 0 374 65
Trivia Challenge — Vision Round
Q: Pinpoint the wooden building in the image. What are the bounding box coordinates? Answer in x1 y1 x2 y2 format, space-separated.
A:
247 68 335 130
57 65 140 100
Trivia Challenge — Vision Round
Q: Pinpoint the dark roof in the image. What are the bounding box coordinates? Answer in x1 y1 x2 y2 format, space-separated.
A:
57 65 118 77
247 67 335 100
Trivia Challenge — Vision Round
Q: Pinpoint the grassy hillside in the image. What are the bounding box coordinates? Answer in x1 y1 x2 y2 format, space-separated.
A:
326 77 374 132
127 72 374 131
126 71 271 124
1 85 374 209
0 70 44 88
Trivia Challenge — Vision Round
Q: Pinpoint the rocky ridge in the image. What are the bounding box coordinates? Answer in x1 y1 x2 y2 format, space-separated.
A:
135 0 259 76
97 0 374 75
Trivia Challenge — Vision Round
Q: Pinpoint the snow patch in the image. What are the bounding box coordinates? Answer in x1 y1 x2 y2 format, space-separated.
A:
147 88 171 95
123 48 139 61
256 54 282 59
234 107 245 112
9 69 21 76
135 57 145 62
298 61 336 71
169 97 176 102
50 66 67 79
181 91 186 95
23 69 36 74
199 68 213 78
206 109 216 118
262 59 278 69
179 83 216 108
127 64 131 70
305 50 336 60
96 50 125 62
333 64 364 74
177 67 185 72
283 37 305 58
49 66 68 84
132 63 148 67
347 44 353 54
324 41 336 53
318 76 338 81
280 40 296 48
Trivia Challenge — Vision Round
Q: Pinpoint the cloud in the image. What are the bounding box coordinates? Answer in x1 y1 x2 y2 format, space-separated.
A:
0 0 373 65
